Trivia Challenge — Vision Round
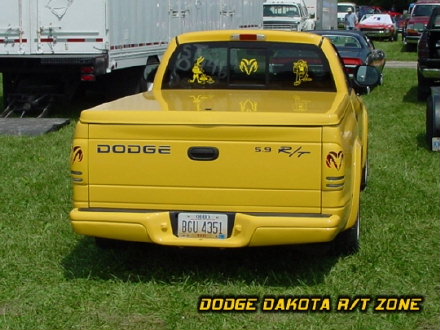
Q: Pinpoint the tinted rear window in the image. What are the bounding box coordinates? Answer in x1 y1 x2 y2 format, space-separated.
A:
162 41 336 92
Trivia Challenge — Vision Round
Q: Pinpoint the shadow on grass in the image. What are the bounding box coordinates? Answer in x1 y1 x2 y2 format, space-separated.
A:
400 43 417 53
417 132 432 150
62 238 339 288
403 85 419 104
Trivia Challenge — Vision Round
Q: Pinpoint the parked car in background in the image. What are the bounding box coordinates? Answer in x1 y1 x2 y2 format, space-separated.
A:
385 10 403 18
337 2 357 29
395 14 408 35
356 5 382 22
417 6 440 99
416 6 440 150
357 14 398 41
313 30 385 85
403 0 440 49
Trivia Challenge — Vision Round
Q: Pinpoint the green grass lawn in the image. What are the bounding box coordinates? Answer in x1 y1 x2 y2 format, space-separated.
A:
374 36 418 62
0 68 439 330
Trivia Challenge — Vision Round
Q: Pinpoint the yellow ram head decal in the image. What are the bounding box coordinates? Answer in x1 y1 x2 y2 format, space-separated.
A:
240 58 258 75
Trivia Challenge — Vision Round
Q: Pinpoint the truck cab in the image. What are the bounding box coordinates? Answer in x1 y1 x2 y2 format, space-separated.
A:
263 0 311 31
404 0 440 48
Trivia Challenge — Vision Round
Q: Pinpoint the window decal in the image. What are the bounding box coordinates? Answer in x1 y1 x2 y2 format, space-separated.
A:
293 60 313 86
240 99 258 112
189 56 215 85
190 95 210 111
240 58 259 76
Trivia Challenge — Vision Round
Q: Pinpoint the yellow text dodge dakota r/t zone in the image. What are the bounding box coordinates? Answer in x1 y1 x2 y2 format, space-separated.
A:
70 30 380 255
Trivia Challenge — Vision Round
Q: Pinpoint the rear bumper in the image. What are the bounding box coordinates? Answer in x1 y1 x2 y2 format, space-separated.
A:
420 67 440 79
0 55 108 75
419 59 440 79
405 35 420 44
70 208 345 248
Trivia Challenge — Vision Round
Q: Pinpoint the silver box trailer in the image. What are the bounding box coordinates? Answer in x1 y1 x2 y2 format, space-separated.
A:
304 0 337 30
0 0 263 117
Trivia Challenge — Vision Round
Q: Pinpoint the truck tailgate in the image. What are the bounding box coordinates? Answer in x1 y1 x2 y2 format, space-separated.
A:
87 124 322 213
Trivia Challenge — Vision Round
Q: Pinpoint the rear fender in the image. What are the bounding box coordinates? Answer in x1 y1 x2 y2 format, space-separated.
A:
344 139 362 230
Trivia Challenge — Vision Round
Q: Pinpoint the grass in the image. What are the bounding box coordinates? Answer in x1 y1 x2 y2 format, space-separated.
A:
373 35 417 62
0 68 439 330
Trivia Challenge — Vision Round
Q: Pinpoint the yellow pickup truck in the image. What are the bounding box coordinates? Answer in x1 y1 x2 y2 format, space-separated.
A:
70 30 380 255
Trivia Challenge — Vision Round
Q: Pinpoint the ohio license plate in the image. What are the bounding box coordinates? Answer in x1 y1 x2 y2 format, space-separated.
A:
177 213 228 239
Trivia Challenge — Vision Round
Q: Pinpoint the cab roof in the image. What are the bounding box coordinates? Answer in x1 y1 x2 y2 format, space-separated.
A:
175 29 326 47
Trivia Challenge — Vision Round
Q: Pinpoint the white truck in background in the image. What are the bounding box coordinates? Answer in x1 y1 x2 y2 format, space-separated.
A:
303 0 338 30
0 0 263 117
263 0 314 31
337 2 357 29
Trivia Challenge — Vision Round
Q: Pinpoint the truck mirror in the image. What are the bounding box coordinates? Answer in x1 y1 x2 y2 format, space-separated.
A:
352 65 381 95
144 63 159 91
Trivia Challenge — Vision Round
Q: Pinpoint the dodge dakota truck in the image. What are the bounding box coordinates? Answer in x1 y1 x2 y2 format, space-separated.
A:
70 30 380 255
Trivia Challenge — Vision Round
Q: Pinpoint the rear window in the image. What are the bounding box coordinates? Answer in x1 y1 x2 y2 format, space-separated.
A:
412 4 440 17
162 41 336 92
323 35 361 48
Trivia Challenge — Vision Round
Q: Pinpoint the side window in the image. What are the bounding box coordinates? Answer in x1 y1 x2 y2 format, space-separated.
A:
434 15 440 28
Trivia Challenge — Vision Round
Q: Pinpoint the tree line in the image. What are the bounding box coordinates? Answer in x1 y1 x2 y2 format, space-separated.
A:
352 0 413 12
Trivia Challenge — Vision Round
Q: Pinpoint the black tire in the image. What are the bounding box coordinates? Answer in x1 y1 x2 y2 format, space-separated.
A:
330 214 360 256
417 70 431 101
426 93 440 148
361 159 369 191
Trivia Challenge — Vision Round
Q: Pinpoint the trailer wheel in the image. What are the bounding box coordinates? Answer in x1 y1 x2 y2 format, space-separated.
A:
426 90 440 148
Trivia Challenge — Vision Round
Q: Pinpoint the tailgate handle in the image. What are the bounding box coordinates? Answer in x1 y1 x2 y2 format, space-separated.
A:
188 147 219 161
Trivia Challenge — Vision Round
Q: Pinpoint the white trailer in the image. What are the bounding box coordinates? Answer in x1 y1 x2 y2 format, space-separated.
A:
303 0 338 30
0 0 263 117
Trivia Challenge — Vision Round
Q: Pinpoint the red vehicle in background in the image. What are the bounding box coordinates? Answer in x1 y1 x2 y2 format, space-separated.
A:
357 14 398 41
403 0 440 49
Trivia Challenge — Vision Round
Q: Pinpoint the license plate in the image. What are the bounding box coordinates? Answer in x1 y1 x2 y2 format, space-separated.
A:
432 137 440 151
177 213 228 239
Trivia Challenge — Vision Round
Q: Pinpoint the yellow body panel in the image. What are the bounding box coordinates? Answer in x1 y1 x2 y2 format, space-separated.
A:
70 30 368 248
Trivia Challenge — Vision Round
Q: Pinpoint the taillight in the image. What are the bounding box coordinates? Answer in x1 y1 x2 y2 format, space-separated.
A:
343 58 364 66
81 66 95 74
80 66 96 81
231 34 266 41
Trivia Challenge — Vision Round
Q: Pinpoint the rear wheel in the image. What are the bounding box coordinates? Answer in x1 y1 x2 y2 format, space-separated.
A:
330 214 360 256
361 159 369 191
